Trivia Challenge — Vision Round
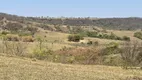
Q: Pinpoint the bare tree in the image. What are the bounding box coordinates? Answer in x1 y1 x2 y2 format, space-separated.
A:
2 38 29 56
121 41 142 69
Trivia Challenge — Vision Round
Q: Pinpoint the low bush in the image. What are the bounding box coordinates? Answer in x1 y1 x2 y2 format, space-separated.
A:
1 40 28 56
94 41 99 46
134 32 142 40
122 36 130 41
1 31 9 35
84 31 130 41
100 42 120 55
55 47 101 64
22 36 34 42
33 48 53 60
5 34 19 41
121 41 142 69
102 54 123 66
68 34 83 42
87 40 93 45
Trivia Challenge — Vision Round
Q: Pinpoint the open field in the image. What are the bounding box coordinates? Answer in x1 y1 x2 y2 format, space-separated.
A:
0 55 142 80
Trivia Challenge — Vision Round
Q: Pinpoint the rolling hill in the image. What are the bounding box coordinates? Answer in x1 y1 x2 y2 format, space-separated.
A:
0 13 142 31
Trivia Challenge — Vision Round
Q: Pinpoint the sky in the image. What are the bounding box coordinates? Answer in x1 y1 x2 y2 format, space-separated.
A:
0 0 142 18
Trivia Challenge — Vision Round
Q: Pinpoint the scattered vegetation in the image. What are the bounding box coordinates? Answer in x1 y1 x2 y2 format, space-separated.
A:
79 31 130 41
0 12 142 80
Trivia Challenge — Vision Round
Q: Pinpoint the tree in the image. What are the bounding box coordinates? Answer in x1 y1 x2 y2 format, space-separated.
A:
121 41 142 69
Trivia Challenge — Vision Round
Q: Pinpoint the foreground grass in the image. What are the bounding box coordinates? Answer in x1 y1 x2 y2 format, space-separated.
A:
0 55 142 80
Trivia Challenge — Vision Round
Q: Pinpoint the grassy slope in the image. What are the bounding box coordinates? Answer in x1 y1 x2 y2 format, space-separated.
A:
109 30 142 41
0 55 142 80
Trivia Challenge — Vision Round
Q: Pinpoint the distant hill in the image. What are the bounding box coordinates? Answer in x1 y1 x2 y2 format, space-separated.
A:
0 12 142 31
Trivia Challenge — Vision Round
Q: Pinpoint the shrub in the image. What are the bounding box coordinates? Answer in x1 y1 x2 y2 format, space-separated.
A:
1 40 28 56
134 32 142 40
122 36 130 41
33 48 53 60
22 36 34 42
87 40 93 45
5 34 19 41
68 34 83 42
101 42 120 55
109 32 116 39
103 54 123 66
1 31 9 35
121 41 142 69
56 47 101 64
25 26 38 35
5 22 23 32
86 31 98 37
94 41 99 46
86 31 125 41
106 42 119 49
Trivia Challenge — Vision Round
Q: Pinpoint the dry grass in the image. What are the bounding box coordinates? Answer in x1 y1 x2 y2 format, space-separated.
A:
35 30 69 42
0 55 142 80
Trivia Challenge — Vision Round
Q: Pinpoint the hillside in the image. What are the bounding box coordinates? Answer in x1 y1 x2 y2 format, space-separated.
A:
0 12 142 80
0 55 142 80
0 13 142 31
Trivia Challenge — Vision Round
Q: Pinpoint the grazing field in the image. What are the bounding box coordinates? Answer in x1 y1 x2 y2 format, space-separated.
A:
0 55 142 80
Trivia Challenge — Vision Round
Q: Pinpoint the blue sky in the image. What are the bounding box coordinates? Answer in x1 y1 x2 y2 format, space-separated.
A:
0 0 142 17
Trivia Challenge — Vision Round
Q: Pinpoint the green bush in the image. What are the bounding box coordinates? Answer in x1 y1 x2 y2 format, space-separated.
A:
22 36 34 42
1 31 9 35
33 48 53 60
101 42 120 55
86 31 98 37
85 31 126 41
5 34 19 41
68 34 83 42
122 36 130 41
103 54 123 66
87 40 93 45
94 41 99 46
134 32 142 40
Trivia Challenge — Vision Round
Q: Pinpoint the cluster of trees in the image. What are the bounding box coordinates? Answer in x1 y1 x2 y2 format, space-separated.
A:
80 31 130 41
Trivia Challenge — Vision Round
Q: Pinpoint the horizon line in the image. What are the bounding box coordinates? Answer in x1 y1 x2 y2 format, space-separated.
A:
0 12 142 19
